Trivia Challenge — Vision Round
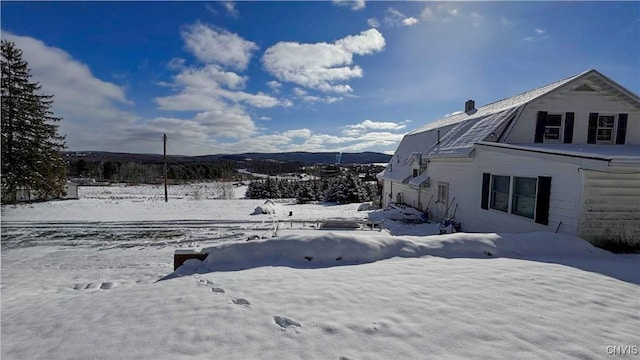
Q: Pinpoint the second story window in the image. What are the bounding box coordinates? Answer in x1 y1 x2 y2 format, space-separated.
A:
597 115 615 142
413 169 419 178
544 114 562 141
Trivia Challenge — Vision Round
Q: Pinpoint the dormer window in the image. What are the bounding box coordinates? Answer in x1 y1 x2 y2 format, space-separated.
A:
413 169 419 178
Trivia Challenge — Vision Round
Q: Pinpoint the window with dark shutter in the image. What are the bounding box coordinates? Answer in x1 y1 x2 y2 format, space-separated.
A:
535 176 551 225
535 111 547 143
616 114 628 144
481 173 490 210
587 113 598 144
563 112 574 143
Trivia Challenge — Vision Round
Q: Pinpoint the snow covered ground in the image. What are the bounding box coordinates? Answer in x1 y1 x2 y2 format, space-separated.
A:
1 184 639 359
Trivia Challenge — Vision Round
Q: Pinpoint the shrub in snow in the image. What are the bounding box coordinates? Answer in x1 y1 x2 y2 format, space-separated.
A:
357 203 376 211
252 200 277 215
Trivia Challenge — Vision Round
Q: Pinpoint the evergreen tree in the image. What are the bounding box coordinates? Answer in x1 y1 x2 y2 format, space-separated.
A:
1 40 66 203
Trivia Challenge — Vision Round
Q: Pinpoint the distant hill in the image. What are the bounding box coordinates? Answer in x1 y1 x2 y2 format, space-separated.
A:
63 151 391 165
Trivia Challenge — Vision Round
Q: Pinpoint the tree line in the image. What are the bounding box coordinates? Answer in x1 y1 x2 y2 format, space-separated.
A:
246 173 380 204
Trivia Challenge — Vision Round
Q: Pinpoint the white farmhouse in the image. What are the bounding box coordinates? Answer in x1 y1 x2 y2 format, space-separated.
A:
379 69 639 248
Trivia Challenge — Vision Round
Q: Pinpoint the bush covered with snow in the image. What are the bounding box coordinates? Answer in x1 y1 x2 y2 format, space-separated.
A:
252 200 277 215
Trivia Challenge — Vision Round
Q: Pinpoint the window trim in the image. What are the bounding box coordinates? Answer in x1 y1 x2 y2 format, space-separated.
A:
489 175 510 213
543 113 563 143
437 182 449 205
488 175 539 221
596 114 616 143
511 176 537 219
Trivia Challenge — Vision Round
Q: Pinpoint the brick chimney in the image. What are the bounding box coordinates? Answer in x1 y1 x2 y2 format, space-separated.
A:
465 99 475 113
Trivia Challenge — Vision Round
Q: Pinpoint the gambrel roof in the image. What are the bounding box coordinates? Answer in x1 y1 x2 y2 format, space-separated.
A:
379 69 640 181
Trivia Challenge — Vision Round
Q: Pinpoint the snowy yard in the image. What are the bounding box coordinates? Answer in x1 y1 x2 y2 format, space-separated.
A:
1 184 639 359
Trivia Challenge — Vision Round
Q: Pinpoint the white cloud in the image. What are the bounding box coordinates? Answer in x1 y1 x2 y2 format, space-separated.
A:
2 32 139 150
267 80 282 90
402 17 419 26
181 22 258 70
343 120 408 136
420 5 461 23
259 116 271 121
262 29 385 93
332 0 365 11
282 129 312 138
367 18 380 28
222 1 239 17
293 87 307 97
524 28 548 42
370 8 419 28
156 65 282 111
168 57 187 70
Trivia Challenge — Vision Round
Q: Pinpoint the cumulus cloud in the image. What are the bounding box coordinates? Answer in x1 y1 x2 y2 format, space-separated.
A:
181 22 257 70
262 29 385 93
1 32 139 150
332 0 365 11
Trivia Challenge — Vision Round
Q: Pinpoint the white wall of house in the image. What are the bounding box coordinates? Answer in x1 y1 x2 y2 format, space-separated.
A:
429 148 596 236
506 88 639 144
579 169 640 246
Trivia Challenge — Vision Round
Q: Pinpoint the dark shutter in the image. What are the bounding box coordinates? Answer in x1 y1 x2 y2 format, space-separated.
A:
563 112 574 143
535 176 551 225
616 114 628 144
587 113 598 144
481 173 490 210
534 111 547 143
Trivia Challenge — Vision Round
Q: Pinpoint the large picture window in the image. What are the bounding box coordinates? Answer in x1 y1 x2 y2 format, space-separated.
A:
512 177 536 219
490 175 509 212
481 173 551 225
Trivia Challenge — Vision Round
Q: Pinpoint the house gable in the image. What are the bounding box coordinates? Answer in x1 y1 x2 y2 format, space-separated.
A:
504 70 640 145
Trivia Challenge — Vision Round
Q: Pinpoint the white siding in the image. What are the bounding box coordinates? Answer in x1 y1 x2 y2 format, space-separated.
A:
579 170 640 247
429 149 584 235
507 89 640 144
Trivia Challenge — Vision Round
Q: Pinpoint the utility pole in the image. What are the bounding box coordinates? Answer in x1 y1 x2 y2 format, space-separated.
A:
164 133 168 202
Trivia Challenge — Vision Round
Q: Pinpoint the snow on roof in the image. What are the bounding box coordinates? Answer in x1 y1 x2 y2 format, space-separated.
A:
476 143 640 163
408 70 589 136
429 107 520 157
408 171 430 189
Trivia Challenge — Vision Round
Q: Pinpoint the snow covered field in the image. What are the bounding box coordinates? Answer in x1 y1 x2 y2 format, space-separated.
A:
1 184 639 359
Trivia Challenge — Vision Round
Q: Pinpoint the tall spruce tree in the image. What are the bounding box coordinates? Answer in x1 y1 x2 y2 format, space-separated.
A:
1 40 66 203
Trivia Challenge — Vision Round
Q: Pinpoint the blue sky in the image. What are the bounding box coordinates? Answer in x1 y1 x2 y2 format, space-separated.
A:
2 1 639 156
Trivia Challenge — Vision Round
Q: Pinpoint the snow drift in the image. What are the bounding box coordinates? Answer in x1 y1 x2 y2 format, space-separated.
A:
175 231 611 273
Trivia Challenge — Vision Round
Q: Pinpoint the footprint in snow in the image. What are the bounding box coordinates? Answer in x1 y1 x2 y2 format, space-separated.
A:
195 277 226 294
73 282 117 290
273 316 301 329
232 298 251 306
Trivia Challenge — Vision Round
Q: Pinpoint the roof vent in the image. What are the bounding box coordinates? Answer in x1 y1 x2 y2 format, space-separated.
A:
465 99 475 113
